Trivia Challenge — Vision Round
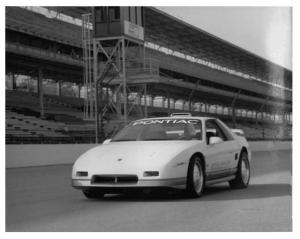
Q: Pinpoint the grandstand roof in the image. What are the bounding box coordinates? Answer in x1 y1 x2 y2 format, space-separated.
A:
46 6 91 19
45 6 292 90
6 7 81 47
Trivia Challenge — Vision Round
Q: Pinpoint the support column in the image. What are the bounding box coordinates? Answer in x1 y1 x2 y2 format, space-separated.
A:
284 113 287 123
162 96 166 108
255 110 258 124
12 73 16 90
57 80 61 96
136 92 141 106
122 38 127 124
232 106 236 127
189 101 193 112
174 99 177 110
26 77 30 92
115 89 122 118
93 39 99 143
144 84 148 118
167 91 170 115
78 84 81 98
150 95 154 107
38 67 45 118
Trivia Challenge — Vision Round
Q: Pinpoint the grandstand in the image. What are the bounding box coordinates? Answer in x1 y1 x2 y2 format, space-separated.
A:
5 6 292 144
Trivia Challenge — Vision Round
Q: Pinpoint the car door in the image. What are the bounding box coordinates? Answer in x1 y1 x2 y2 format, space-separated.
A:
215 119 241 169
204 119 237 178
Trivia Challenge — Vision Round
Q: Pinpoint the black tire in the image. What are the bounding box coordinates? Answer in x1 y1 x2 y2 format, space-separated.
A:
229 151 250 189
82 188 105 199
186 156 205 198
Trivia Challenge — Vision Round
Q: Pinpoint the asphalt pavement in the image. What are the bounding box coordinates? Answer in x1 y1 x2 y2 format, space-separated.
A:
6 149 292 231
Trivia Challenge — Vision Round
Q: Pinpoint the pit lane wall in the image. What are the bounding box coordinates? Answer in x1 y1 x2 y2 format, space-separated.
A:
6 141 292 168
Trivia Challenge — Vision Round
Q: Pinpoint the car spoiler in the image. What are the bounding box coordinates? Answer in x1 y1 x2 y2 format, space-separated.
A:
231 129 245 136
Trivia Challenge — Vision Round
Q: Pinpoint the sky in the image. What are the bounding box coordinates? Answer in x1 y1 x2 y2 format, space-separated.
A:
157 7 292 70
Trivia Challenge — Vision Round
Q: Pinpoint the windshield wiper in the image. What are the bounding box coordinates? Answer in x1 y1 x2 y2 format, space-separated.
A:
142 139 169 141
111 139 136 142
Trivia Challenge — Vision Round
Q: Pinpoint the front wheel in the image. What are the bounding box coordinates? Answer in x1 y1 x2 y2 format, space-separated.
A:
186 156 205 198
82 188 105 199
229 152 250 189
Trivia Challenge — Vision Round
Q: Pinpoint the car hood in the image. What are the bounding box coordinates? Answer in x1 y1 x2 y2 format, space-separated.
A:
73 140 202 176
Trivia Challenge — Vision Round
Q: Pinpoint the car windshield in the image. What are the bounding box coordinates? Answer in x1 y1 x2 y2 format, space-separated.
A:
111 118 202 142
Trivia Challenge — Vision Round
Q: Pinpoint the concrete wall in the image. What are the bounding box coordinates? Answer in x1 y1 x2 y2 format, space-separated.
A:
6 144 97 168
6 141 292 168
249 141 292 152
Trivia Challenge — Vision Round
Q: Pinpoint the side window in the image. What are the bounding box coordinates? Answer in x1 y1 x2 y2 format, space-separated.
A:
215 120 234 141
205 120 227 144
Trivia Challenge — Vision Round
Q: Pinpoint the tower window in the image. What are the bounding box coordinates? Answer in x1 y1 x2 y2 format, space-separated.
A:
109 7 120 21
95 7 106 22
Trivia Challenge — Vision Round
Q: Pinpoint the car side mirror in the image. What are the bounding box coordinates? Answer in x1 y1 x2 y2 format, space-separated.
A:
102 139 111 145
209 136 223 145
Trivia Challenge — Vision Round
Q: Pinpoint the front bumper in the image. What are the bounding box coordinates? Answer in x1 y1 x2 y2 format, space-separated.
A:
72 177 186 189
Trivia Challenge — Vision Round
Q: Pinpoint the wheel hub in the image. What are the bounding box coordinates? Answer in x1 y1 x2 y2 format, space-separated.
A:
241 158 250 184
193 163 203 193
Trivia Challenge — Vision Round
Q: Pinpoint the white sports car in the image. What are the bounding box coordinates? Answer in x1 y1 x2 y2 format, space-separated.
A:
72 113 251 198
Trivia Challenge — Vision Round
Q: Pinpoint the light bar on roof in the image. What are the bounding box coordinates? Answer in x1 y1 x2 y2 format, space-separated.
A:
170 113 192 117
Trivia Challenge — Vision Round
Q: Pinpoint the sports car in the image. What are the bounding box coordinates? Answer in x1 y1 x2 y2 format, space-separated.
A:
72 113 251 198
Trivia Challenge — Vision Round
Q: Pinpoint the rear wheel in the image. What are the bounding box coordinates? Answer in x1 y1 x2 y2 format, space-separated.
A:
229 152 250 189
186 156 205 198
82 188 105 199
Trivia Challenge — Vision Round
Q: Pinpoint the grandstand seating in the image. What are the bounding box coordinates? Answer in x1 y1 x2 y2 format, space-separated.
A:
226 121 292 140
6 90 83 119
6 89 292 143
6 108 96 144
6 90 97 143
6 109 68 137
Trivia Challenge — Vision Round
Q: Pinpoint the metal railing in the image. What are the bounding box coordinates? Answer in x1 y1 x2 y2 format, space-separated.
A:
125 58 159 77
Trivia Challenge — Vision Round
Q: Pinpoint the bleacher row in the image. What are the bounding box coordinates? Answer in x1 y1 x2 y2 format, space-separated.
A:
6 90 95 144
5 90 292 144
6 110 66 137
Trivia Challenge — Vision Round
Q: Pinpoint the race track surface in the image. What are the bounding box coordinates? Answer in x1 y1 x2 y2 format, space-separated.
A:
6 150 292 232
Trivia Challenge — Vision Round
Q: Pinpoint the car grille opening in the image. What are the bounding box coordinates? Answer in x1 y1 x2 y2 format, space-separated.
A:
91 175 138 184
76 171 88 177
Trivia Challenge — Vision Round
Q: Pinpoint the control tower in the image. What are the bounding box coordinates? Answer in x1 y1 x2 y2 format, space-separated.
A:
83 7 157 142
